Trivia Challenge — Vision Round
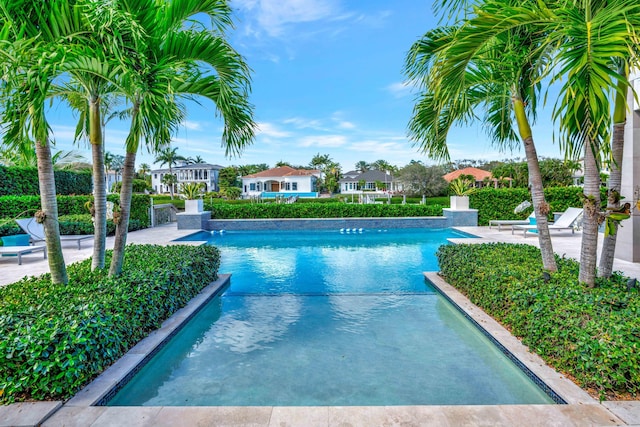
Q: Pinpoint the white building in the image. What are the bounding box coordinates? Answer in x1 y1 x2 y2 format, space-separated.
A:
241 166 320 198
338 170 402 194
151 163 222 195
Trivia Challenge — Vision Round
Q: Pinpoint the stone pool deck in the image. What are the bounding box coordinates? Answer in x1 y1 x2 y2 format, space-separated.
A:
1 223 639 426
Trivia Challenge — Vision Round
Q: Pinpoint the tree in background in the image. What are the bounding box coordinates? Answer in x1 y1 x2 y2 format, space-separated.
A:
154 147 186 199
309 153 341 193
370 159 397 173
397 162 449 197
354 160 370 173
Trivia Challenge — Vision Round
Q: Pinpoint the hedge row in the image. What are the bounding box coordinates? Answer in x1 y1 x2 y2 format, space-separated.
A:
207 202 444 219
437 243 639 400
0 166 93 196
0 194 151 237
469 187 607 226
0 244 221 403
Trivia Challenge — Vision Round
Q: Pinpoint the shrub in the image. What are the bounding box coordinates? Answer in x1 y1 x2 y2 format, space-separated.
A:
0 244 221 403
206 202 444 219
0 166 92 196
111 179 151 194
437 243 639 400
58 214 144 235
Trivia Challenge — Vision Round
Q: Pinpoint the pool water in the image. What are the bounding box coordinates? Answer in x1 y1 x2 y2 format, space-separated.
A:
107 229 554 406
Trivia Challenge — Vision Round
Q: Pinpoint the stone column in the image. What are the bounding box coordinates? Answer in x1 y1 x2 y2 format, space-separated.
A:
616 72 640 262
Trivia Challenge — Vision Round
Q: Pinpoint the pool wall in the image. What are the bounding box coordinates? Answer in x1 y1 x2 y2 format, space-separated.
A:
177 208 478 231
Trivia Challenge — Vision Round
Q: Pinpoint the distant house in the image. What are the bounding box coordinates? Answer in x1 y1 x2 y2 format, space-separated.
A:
241 166 321 198
442 167 510 188
338 170 402 194
150 162 222 195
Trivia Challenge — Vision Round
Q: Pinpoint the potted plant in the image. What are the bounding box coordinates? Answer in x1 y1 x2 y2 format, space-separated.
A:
180 182 205 213
449 177 476 210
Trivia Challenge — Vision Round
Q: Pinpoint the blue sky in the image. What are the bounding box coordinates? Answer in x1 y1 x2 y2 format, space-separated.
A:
47 0 563 172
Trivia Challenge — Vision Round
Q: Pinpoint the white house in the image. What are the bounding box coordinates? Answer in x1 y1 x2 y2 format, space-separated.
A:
241 166 320 198
151 162 222 195
338 170 402 194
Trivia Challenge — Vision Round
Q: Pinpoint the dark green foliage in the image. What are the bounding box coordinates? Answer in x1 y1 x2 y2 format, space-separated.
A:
111 179 151 193
207 202 444 219
0 244 221 403
0 194 151 236
437 243 639 399
0 166 92 196
58 215 144 235
469 186 607 225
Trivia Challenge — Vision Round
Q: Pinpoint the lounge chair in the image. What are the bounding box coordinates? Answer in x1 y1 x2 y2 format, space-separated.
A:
489 212 535 231
16 218 94 250
0 245 47 265
512 207 583 238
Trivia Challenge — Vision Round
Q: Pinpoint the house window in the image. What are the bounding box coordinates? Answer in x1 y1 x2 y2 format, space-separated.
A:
154 173 157 179
283 182 291 191
292 183 297 191
250 183 256 191
204 171 208 179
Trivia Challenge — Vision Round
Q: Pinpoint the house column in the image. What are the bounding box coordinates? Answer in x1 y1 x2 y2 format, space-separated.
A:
616 72 640 262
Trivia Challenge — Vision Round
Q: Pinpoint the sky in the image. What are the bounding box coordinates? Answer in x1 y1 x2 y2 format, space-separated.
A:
45 0 564 173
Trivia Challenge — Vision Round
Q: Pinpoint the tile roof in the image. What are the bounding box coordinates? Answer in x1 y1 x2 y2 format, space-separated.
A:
442 167 493 182
243 166 320 178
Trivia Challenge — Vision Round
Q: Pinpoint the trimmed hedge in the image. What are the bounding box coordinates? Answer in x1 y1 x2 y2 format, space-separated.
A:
0 166 92 196
469 186 607 226
437 243 639 400
0 244 221 403
0 194 151 237
58 214 145 235
207 202 444 219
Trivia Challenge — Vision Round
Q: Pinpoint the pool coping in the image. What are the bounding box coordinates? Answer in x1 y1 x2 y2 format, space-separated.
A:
31 271 625 426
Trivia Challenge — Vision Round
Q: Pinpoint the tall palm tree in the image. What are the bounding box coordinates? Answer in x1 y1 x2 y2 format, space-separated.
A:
108 0 255 276
154 147 187 199
355 161 370 173
405 20 558 272
0 0 88 284
598 62 629 278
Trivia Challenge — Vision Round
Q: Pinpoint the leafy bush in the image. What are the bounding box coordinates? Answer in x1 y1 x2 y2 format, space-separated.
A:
58 214 144 235
207 202 444 219
437 243 639 399
469 187 607 226
0 194 151 237
111 179 151 194
0 166 92 196
0 244 221 403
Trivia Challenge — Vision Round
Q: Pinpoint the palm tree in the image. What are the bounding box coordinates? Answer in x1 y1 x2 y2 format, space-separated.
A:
187 155 205 164
108 0 255 276
0 0 86 284
405 18 558 272
598 62 629 278
154 147 186 199
355 161 370 173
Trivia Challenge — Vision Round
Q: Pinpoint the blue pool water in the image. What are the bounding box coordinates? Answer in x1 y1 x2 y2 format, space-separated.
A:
107 228 555 406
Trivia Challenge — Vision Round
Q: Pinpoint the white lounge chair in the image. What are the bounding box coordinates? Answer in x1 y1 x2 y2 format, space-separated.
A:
489 212 535 231
0 245 47 265
512 207 583 238
16 218 94 250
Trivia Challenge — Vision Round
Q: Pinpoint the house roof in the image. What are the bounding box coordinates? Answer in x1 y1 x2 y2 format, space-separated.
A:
442 167 493 182
338 170 394 183
151 163 223 173
243 166 320 179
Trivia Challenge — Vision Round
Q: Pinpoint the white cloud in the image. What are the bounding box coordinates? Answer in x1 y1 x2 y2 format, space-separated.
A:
282 117 325 130
256 122 292 138
233 0 341 37
386 81 416 98
182 120 204 131
299 134 347 148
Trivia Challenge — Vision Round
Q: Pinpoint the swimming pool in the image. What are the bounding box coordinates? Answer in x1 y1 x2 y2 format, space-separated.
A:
107 228 555 406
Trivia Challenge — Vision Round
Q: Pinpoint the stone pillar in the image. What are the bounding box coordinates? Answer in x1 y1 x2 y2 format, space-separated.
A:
616 72 640 262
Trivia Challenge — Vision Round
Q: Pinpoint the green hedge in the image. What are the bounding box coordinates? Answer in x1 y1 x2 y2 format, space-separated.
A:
0 166 92 196
58 214 145 235
469 187 607 226
0 194 151 237
207 202 444 219
0 244 221 403
437 243 639 400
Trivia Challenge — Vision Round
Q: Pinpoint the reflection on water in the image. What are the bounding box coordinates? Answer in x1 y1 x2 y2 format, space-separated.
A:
108 229 554 406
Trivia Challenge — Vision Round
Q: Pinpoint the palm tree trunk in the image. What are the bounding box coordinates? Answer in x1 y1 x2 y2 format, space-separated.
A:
522 136 557 272
168 166 175 199
513 96 557 272
598 122 624 277
89 95 107 270
108 151 136 276
579 137 601 287
35 138 68 284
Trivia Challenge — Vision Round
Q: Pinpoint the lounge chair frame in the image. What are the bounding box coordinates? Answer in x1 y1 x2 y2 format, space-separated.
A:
16 218 94 250
0 245 47 265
